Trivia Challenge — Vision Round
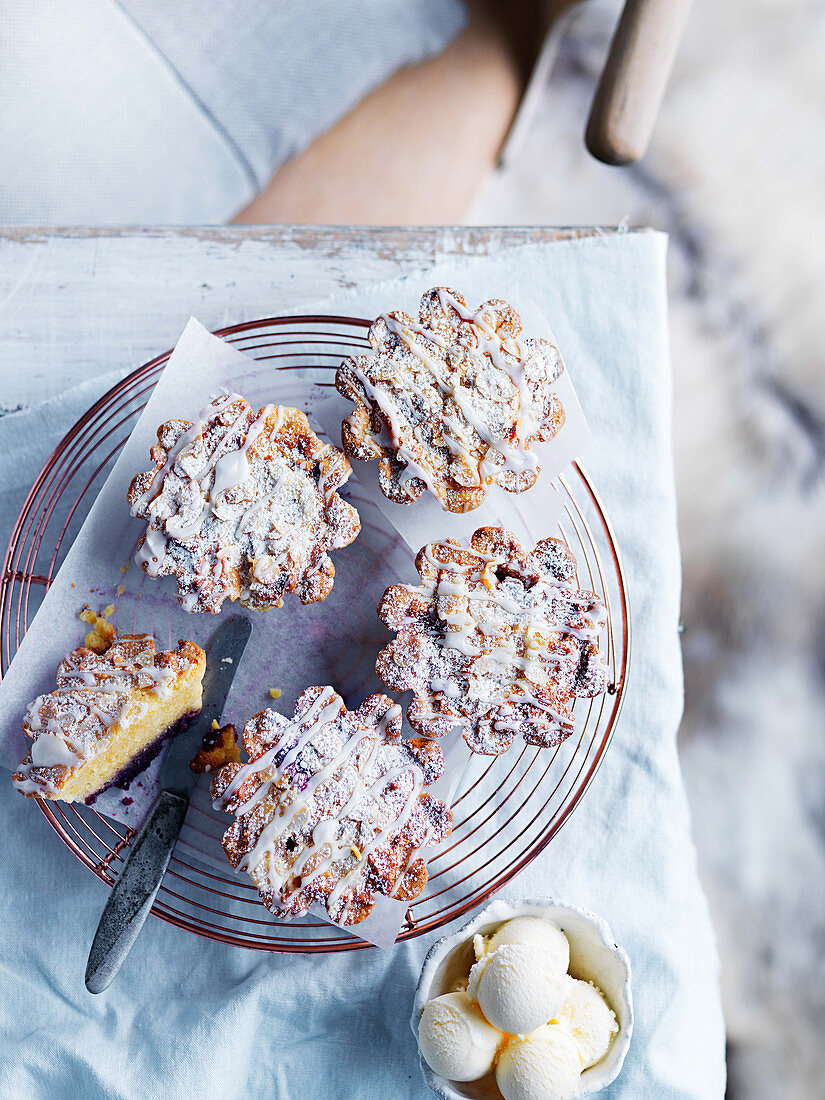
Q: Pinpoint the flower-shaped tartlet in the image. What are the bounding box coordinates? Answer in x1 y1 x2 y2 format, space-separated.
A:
128 393 361 613
376 527 608 756
336 287 566 513
212 686 453 925
13 633 205 803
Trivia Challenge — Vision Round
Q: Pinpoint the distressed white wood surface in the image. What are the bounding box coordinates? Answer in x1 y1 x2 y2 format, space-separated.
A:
0 226 604 412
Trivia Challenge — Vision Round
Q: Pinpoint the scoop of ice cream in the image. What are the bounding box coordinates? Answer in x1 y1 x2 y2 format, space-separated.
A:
468 944 571 1035
496 1024 582 1100
486 917 570 975
554 978 618 1069
418 992 504 1082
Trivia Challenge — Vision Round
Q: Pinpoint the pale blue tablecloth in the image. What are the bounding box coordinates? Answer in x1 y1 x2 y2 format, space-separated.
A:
0 233 726 1098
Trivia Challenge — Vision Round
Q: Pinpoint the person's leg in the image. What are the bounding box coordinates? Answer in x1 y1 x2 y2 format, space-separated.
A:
234 1 541 226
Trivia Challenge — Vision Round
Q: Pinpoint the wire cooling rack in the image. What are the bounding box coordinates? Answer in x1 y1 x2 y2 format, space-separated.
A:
0 316 629 952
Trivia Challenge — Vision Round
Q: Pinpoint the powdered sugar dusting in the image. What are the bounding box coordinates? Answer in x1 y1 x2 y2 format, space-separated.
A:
12 635 202 797
376 527 608 755
336 287 566 513
212 686 452 925
128 394 360 613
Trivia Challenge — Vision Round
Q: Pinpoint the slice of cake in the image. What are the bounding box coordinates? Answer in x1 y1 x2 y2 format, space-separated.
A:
12 633 205 803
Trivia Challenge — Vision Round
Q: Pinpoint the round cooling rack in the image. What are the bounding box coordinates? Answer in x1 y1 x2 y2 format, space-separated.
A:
0 316 630 953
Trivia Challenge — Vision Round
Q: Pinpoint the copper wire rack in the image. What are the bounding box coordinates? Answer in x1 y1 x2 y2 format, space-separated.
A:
0 316 630 952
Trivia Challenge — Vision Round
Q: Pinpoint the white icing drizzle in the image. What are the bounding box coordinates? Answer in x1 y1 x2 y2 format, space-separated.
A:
376 702 402 735
59 657 177 700
13 636 183 796
431 678 461 699
436 288 543 455
494 693 573 731
215 687 341 809
326 765 422 909
217 694 425 915
376 292 542 480
291 756 421 908
131 393 236 517
349 362 441 494
30 730 83 768
423 542 496 577
420 540 602 730
134 396 281 574
437 570 481 658
424 541 573 590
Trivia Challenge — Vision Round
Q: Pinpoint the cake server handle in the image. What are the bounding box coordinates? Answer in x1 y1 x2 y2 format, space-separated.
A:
84 614 252 994
84 790 189 994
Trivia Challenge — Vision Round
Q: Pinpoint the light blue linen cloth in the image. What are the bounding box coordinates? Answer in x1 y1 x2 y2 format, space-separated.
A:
0 0 465 224
0 234 726 1098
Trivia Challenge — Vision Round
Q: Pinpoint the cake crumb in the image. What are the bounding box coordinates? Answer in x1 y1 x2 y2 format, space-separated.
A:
119 565 128 574
211 719 220 730
190 724 239 774
269 688 282 700
221 656 233 664
117 585 125 596
103 604 115 618
78 606 116 653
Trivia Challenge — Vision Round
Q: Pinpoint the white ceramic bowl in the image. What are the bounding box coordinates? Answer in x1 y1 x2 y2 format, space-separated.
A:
411 898 633 1099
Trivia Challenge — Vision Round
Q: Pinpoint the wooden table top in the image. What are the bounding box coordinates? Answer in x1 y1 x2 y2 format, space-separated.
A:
0 226 611 412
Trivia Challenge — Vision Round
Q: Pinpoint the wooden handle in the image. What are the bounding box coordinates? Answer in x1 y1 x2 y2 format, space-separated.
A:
585 0 693 166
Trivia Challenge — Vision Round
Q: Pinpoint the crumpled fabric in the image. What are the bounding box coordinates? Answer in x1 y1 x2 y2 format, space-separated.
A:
0 232 726 1098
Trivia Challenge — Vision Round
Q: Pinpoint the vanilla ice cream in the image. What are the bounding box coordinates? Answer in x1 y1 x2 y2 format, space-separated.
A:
417 992 503 1081
496 1024 582 1100
554 978 618 1069
486 917 570 975
468 943 571 1036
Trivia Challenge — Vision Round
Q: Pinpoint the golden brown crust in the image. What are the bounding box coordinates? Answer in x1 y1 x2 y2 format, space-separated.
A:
375 527 608 756
128 394 360 613
336 287 565 512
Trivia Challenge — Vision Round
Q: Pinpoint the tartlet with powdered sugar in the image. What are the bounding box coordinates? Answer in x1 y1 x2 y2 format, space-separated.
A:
13 633 205 803
211 686 453 925
375 527 608 756
128 393 361 613
335 287 565 513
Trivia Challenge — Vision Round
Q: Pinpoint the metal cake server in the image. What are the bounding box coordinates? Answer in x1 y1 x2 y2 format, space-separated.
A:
84 615 252 994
